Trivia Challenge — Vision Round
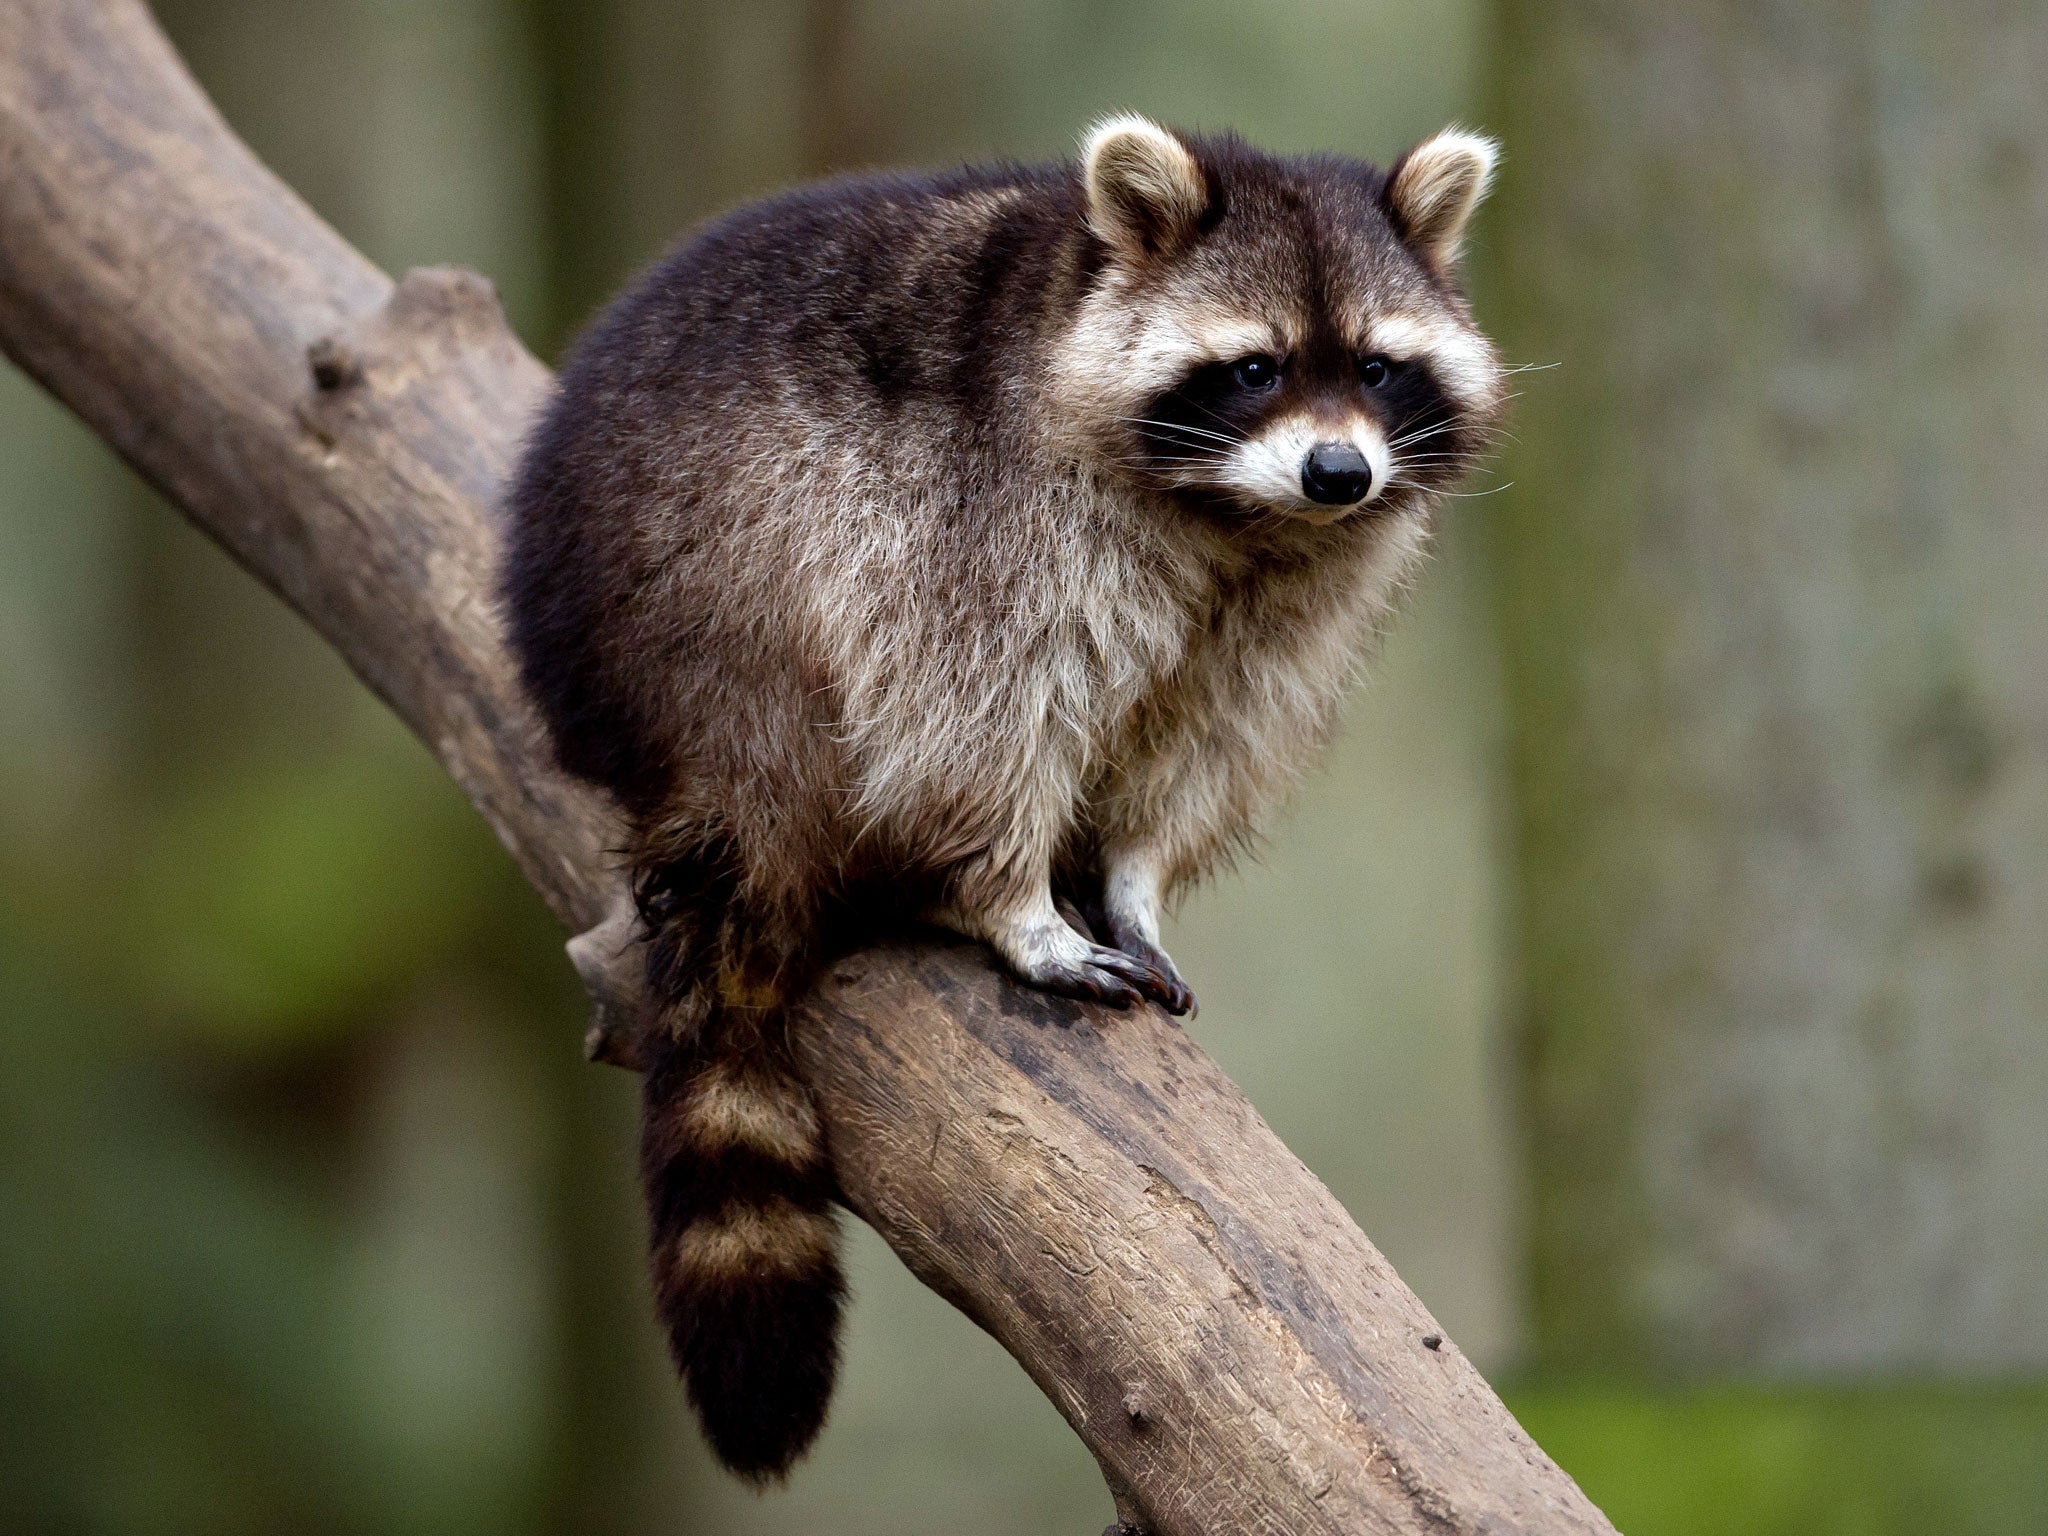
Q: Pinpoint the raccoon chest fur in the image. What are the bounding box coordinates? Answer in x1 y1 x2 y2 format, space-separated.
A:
502 113 1504 1482
803 465 1216 857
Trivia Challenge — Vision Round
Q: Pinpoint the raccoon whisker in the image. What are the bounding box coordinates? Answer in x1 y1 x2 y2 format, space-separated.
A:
1119 426 1238 446
1127 448 1238 467
1496 360 1560 375
1104 457 1232 473
1452 428 1521 450
1117 417 1243 445
1430 480 1517 499
1391 395 1523 445
1113 443 1234 459
1382 459 1470 482
1386 420 1521 456
1386 421 1468 451
1110 447 1236 465
1385 454 1481 474
1116 430 1239 453
1385 421 1463 446
1178 395 1260 438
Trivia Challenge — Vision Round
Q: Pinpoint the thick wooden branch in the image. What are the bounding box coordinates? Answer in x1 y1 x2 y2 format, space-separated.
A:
0 4 1614 1532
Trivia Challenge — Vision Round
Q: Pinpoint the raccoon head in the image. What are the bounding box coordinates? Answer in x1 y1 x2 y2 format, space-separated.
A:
1056 115 1504 526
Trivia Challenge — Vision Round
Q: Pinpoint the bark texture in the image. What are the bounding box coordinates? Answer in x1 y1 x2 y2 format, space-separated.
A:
1491 0 2048 1372
0 2 1615 1530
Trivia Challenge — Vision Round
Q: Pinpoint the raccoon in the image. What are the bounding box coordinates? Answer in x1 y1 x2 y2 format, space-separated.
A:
503 115 1504 1480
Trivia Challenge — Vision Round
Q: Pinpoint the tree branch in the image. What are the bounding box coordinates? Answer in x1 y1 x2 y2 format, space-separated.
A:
0 4 1614 1532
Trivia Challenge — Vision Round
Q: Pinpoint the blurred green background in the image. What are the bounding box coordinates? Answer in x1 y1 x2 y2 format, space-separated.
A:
3 1 2045 1532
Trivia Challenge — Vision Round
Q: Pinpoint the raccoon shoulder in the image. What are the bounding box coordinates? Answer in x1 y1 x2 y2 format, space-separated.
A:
559 164 1090 419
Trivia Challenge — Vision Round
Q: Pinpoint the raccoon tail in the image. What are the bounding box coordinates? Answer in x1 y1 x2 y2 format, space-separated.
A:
637 890 845 1482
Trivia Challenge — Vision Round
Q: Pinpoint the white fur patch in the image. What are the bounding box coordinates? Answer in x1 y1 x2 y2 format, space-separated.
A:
1050 282 1290 435
1115 308 1281 401
1179 315 1286 366
1218 413 1391 519
1368 311 1500 406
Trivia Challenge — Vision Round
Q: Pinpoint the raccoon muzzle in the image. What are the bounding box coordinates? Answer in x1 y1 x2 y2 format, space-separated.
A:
639 1009 845 1481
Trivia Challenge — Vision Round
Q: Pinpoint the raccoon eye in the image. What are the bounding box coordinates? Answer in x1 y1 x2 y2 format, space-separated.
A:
1359 355 1394 388
1231 354 1282 391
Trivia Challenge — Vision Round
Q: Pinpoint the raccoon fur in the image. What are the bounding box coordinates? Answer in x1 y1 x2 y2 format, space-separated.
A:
502 114 1505 1481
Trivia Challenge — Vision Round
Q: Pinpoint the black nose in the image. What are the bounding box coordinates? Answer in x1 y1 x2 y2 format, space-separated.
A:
1300 442 1372 505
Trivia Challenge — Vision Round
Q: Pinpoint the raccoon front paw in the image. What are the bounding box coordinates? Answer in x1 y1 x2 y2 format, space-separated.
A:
1098 922 1197 1018
1021 943 1154 1010
1000 921 1185 1015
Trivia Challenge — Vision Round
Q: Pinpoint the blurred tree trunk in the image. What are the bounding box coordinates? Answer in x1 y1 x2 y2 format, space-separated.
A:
522 0 861 358
1489 0 2048 1375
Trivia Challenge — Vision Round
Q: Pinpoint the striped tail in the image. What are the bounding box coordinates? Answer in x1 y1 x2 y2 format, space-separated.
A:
638 973 846 1480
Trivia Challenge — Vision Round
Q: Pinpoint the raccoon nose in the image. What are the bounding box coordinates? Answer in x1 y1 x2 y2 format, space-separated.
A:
1301 442 1372 505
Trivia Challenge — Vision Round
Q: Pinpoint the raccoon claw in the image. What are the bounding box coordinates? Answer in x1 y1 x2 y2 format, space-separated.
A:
1149 968 1198 1019
1101 925 1197 1018
1048 944 1145 1009
1011 940 1179 1013
1084 942 1179 1006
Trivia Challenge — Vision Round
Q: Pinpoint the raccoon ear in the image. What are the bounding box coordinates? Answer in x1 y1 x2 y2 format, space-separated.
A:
1081 114 1214 261
1383 127 1499 270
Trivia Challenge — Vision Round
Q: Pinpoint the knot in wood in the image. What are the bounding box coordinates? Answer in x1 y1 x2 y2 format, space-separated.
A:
306 336 360 391
1121 1391 1152 1432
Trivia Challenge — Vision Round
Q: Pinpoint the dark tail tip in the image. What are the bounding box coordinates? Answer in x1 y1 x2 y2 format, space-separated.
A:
640 1038 846 1480
667 1252 847 1481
